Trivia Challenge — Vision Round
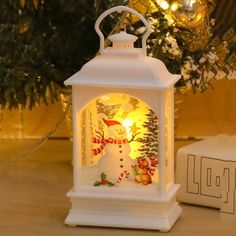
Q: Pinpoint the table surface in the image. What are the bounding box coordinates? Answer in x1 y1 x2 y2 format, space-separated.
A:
0 139 236 236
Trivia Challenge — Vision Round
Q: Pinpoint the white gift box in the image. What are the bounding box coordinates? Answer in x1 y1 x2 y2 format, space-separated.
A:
176 134 236 215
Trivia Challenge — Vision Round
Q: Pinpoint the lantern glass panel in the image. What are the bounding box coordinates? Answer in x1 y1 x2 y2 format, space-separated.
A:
78 93 160 188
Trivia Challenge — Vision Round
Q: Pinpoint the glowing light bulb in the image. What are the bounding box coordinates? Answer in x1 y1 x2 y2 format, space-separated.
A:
123 119 133 128
170 2 179 11
157 0 169 10
122 119 133 139
186 0 196 8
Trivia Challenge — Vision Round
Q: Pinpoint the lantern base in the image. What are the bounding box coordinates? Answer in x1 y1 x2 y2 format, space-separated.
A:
65 184 182 232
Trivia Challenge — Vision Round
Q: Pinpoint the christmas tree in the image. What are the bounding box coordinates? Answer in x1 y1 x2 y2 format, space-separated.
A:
138 109 158 158
0 0 235 109
0 0 127 109
127 0 235 92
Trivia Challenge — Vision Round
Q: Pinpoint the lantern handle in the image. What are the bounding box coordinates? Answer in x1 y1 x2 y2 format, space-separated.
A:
95 5 151 54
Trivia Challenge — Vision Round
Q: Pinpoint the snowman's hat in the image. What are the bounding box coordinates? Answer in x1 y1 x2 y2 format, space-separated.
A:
103 118 121 127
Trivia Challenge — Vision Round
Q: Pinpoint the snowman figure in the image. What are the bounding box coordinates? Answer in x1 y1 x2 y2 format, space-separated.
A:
91 118 134 184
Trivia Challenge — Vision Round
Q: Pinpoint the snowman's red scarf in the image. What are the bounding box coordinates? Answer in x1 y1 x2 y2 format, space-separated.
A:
91 137 128 156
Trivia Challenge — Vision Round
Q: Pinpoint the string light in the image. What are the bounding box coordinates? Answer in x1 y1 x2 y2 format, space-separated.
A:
156 0 169 10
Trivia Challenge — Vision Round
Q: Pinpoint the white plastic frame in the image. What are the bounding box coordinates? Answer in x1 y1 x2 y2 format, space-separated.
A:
95 5 151 54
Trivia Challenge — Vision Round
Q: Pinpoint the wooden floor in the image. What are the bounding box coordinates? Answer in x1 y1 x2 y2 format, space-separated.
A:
1 139 236 236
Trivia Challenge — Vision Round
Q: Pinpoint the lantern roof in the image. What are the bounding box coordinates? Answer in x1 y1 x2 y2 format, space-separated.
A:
65 31 180 90
65 55 180 90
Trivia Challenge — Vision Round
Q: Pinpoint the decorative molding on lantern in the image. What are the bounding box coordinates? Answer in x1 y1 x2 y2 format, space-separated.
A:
64 35 180 89
64 6 182 232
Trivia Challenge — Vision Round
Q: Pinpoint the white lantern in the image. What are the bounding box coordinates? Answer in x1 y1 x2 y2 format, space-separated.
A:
64 6 182 232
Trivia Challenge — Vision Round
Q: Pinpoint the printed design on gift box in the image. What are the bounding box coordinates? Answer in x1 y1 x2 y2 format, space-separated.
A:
80 93 159 186
186 154 200 194
186 154 236 215
187 155 223 198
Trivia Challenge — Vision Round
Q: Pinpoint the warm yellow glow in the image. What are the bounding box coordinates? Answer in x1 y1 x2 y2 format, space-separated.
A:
165 13 175 25
186 0 196 8
122 119 133 138
170 2 179 11
123 119 133 129
195 13 203 21
119 109 148 159
81 93 157 162
157 0 169 10
100 95 111 102
105 95 151 159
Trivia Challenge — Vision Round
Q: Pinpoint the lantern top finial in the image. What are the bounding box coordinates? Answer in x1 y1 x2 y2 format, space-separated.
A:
108 31 138 49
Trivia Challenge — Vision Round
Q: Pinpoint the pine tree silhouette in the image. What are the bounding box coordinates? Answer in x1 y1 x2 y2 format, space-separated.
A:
138 109 158 158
